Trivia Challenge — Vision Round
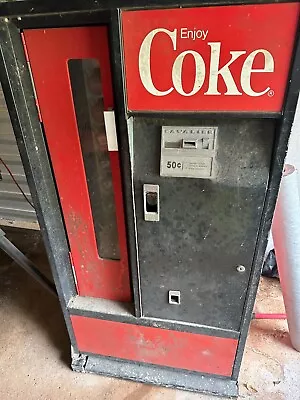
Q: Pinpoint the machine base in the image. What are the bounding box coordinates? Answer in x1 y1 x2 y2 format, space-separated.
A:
71 350 238 397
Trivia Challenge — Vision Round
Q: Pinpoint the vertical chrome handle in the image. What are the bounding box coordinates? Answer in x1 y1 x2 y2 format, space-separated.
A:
143 184 160 222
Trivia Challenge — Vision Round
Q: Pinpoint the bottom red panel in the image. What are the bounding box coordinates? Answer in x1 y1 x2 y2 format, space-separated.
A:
71 315 238 376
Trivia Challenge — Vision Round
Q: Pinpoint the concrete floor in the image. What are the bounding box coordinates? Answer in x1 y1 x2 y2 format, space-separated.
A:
0 229 300 400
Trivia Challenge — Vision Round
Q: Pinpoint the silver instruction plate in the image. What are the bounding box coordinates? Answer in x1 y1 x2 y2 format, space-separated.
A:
160 126 218 178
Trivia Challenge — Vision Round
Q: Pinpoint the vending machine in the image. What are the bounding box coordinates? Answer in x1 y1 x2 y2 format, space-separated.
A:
0 1 299 396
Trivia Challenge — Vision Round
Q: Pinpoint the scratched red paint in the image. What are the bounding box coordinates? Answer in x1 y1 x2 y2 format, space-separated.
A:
23 28 131 301
71 315 238 376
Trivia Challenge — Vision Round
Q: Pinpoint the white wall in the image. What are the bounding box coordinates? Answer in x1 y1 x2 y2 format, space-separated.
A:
268 97 300 255
286 97 300 183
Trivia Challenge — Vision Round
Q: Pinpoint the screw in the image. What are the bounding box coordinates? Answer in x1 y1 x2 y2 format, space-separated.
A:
4 18 9 23
17 17 22 21
236 265 246 273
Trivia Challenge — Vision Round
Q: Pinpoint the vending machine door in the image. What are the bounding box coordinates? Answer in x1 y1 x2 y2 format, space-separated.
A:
133 117 274 331
23 27 131 301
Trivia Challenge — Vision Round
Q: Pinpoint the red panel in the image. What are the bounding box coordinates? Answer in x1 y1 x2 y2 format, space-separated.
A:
23 28 131 301
71 315 238 376
122 3 299 112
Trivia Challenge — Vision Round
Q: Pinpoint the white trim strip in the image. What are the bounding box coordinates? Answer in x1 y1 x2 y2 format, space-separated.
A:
104 110 118 151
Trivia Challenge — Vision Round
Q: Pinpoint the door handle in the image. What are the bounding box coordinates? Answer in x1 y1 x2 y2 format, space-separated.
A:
143 184 160 222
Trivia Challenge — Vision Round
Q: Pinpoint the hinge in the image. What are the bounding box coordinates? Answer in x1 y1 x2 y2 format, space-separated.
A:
69 251 78 291
21 32 42 122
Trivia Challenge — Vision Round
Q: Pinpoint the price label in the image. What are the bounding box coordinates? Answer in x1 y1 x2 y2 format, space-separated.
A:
166 161 183 170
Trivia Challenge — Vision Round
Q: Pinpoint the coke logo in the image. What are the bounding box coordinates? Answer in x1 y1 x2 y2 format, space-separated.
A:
139 28 275 98
122 4 299 111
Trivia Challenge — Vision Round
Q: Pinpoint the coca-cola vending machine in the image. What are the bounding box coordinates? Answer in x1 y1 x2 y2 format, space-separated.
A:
0 1 299 396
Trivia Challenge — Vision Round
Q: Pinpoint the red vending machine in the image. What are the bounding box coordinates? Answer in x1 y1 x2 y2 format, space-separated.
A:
0 1 299 396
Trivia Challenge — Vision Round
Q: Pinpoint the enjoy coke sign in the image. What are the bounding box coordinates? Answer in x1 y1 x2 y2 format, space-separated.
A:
122 3 299 112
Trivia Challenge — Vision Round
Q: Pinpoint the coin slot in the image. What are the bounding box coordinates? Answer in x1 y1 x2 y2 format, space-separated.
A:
182 139 197 149
169 290 181 305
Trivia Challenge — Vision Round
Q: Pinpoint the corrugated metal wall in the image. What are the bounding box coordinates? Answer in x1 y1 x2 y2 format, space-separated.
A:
0 84 37 225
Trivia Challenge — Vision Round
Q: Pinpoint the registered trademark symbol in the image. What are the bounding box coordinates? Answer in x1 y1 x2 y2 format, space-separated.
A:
268 89 275 97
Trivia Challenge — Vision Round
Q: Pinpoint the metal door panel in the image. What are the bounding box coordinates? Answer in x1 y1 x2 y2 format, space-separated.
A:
133 117 274 331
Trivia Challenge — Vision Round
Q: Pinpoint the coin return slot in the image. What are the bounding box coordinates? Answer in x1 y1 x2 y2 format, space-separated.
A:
169 290 181 305
146 192 158 213
143 184 160 222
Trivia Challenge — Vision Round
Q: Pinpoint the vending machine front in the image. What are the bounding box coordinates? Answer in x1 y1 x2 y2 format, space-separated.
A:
0 1 299 397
